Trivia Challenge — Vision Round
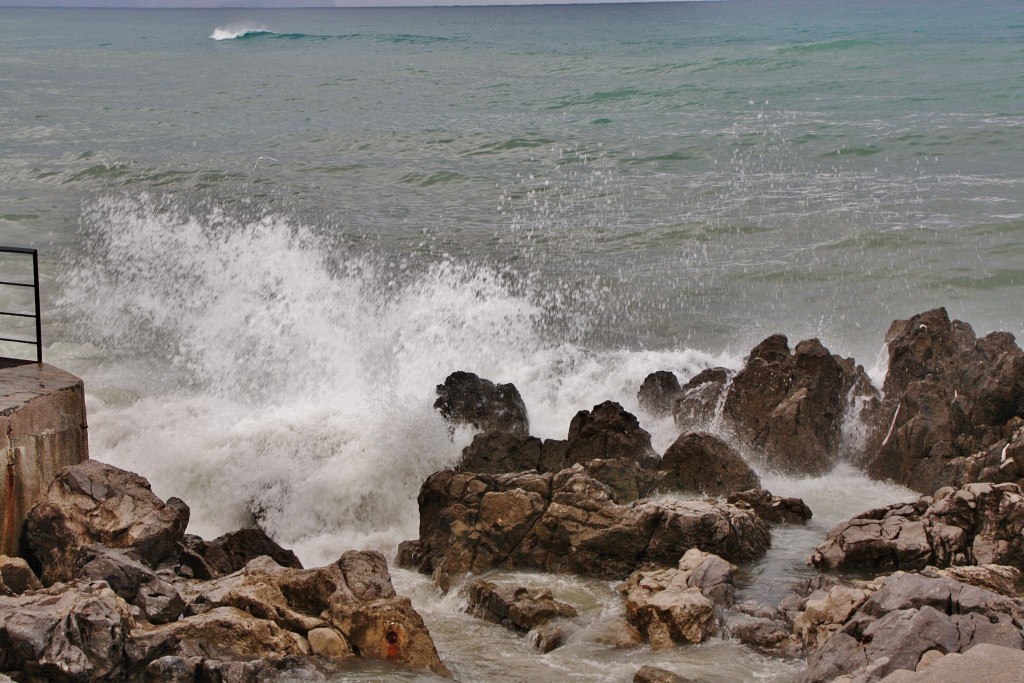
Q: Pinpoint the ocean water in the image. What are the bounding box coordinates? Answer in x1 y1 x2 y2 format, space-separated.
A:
1 1 1022 680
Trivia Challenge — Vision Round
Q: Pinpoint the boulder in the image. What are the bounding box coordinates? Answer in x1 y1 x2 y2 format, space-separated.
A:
920 564 1021 597
722 336 875 476
809 482 1024 571
564 401 660 469
619 549 737 647
189 527 303 578
75 544 185 624
859 308 1024 493
638 371 682 418
22 460 190 585
874 643 1024 683
0 554 42 595
434 371 529 435
657 432 760 496
634 666 709 683
466 579 577 638
673 368 731 433
726 489 812 524
0 580 133 681
800 571 1024 683
531 620 578 654
402 465 770 582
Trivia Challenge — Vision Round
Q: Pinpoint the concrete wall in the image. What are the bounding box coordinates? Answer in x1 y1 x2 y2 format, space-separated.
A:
0 362 88 556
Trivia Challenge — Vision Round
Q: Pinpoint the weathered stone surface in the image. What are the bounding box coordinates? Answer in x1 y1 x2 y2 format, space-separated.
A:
0 580 133 682
190 527 303 578
800 571 1024 683
875 643 1024 683
859 308 1024 493
466 580 577 634
657 432 760 496
405 465 770 581
592 616 644 649
0 554 42 595
809 482 1024 571
638 371 682 418
307 627 354 659
634 666 708 683
23 460 190 585
531 621 578 653
0 362 89 557
434 371 529 436
75 544 186 625
726 489 812 524
722 336 875 476
620 549 737 647
920 563 1021 597
333 596 451 677
565 401 660 469
673 368 731 433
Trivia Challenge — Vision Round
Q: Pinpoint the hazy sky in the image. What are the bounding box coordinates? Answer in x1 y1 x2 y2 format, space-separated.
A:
0 0 659 6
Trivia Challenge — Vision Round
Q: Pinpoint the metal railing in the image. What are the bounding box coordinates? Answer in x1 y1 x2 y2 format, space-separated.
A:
0 247 42 364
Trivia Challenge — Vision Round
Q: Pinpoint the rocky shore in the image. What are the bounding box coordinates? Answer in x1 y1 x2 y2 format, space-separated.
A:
2 307 1024 682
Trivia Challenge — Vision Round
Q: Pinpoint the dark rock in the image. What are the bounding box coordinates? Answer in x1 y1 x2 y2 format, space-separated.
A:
723 336 875 476
144 655 201 682
809 482 1024 571
0 554 42 595
76 544 157 601
673 368 731 433
860 308 1024 493
466 579 577 634
634 665 709 683
407 465 770 581
197 527 303 578
434 371 529 436
531 620 578 653
458 432 544 473
23 460 190 585
657 432 760 496
565 401 660 469
638 371 682 418
727 489 812 524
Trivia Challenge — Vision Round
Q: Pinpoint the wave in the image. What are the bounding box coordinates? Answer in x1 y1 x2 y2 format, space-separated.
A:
209 25 274 41
209 26 451 44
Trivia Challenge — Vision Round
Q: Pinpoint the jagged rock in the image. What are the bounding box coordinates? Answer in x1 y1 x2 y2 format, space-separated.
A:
564 401 660 469
466 580 577 636
333 596 450 677
619 549 737 647
726 489 812 524
0 580 133 681
722 610 800 657
458 432 545 473
634 666 709 683
874 643 1024 683
657 432 760 496
434 371 529 435
405 465 770 581
23 460 190 585
638 371 682 418
723 336 875 475
859 308 1024 493
592 617 644 649
673 368 731 433
809 482 1024 571
144 655 201 682
0 554 42 595
189 527 303 578
531 621 578 653
937 420 1024 490
75 544 185 625
800 571 1024 683
920 564 1021 597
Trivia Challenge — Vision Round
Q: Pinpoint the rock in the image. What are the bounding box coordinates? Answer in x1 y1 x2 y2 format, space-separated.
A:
620 549 737 647
0 580 133 681
875 643 1024 683
564 401 660 469
723 336 875 475
657 432 760 496
193 528 303 578
144 655 201 682
466 580 577 633
530 620 578 653
809 482 1024 571
407 465 770 581
920 564 1021 597
634 665 708 683
638 371 682 418
23 460 190 585
434 371 529 435
458 432 545 473
860 308 1024 493
332 596 451 677
673 368 731 433
722 610 800 656
307 627 355 659
0 554 42 595
592 617 644 649
799 571 1024 683
726 489 812 524
791 583 873 651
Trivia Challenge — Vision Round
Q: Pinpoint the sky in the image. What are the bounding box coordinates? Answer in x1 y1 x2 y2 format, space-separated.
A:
0 0 663 6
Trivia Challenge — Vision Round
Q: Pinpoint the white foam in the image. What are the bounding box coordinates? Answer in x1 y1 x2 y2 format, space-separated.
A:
209 25 272 41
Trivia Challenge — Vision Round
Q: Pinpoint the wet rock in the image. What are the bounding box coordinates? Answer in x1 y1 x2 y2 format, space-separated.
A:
23 460 190 585
333 596 450 677
673 368 731 433
144 655 201 682
920 563 1021 597
75 544 186 625
407 465 770 581
0 579 133 681
634 666 708 683
657 432 760 496
434 371 529 436
458 432 545 473
190 527 303 578
466 580 577 635
800 571 1024 683
874 643 1024 683
726 489 812 524
307 627 354 659
531 621 578 653
619 549 737 647
859 308 1024 493
564 401 660 469
638 371 682 418
0 554 42 595
723 336 875 476
592 617 644 649
722 610 800 657
809 482 1024 571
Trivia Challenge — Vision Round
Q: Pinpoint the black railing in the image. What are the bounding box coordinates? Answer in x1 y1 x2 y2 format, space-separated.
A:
0 247 42 364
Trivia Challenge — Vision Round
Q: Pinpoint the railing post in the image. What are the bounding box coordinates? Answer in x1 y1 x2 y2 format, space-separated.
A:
0 246 43 364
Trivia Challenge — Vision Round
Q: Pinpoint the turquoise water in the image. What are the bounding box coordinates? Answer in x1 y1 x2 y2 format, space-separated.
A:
0 2 1019 679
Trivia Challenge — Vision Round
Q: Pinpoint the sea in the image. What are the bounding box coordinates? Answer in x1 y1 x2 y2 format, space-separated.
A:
1 0 1022 680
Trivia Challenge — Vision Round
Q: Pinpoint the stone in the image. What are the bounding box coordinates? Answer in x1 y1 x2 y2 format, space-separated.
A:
0 554 42 595
723 336 875 476
466 580 577 632
531 621 578 653
920 564 1021 597
875 643 1024 683
307 627 354 659
634 665 706 683
657 432 760 496
564 401 660 469
194 527 303 578
673 368 731 433
434 371 529 436
144 655 201 682
23 460 190 585
726 489 812 524
638 371 682 418
592 617 644 649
